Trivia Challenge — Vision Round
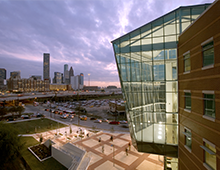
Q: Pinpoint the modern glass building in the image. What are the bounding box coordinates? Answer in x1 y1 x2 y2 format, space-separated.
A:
53 72 62 84
111 4 210 158
43 53 50 81
80 73 84 86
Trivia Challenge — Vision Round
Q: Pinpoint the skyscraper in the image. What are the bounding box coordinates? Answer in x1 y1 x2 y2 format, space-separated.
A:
64 64 69 84
53 72 62 84
0 68 6 88
79 73 84 86
64 64 68 72
43 53 50 81
69 66 74 84
0 68 6 80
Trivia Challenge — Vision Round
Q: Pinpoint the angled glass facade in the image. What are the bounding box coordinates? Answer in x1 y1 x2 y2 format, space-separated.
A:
112 4 210 157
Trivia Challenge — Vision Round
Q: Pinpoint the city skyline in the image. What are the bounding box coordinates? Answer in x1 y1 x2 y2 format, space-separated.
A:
0 0 214 87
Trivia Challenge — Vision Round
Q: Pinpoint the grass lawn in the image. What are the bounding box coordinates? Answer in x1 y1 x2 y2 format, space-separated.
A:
20 136 67 170
11 118 67 134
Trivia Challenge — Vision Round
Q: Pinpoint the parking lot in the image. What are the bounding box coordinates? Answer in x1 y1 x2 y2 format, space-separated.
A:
24 100 129 132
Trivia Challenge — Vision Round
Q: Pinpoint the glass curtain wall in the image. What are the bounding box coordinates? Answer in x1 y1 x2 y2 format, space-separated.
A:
112 4 209 157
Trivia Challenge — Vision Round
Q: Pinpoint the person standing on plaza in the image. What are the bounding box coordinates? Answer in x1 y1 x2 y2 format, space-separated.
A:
125 148 128 156
110 135 113 141
128 142 131 151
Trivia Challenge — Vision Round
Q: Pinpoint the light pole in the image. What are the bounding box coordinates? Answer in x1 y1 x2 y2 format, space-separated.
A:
88 73 90 86
111 144 115 167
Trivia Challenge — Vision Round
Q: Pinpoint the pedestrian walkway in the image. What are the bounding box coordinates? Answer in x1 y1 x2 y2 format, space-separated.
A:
32 123 164 170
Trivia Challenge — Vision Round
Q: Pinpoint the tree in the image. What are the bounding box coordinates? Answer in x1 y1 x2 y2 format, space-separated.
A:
0 122 23 169
9 106 17 117
16 106 25 117
0 107 8 119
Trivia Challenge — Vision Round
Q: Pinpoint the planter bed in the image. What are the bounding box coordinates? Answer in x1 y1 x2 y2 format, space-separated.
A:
29 144 51 161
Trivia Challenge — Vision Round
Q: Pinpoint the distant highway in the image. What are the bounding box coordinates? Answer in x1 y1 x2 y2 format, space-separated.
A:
0 91 122 102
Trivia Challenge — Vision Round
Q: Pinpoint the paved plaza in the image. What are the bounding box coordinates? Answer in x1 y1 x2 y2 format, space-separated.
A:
32 123 164 170
74 132 164 170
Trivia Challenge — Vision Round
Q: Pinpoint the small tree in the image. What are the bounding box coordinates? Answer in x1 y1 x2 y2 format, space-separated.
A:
17 106 25 117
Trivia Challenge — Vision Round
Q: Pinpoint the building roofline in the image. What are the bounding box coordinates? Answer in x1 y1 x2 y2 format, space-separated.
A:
111 3 211 43
179 0 216 36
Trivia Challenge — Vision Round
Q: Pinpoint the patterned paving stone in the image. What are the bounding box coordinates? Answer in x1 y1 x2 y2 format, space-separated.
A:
136 160 163 170
114 151 138 166
87 151 103 166
82 139 99 147
95 160 125 170
95 144 117 156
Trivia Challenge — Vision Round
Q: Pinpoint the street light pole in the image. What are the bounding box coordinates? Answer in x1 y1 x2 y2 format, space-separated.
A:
88 73 90 86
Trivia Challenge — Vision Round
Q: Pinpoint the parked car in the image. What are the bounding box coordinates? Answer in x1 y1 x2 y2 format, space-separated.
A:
68 114 74 119
60 114 67 119
80 115 87 121
119 120 127 124
90 117 97 120
94 119 102 123
7 117 15 121
109 121 120 125
21 115 30 119
102 118 109 123
36 113 45 117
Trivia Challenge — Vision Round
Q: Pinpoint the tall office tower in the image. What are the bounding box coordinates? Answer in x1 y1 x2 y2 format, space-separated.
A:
64 64 69 84
0 68 6 88
61 73 64 84
69 67 74 83
53 72 62 84
43 53 50 81
79 73 84 85
178 1 220 170
10 71 21 79
112 3 210 168
0 68 6 80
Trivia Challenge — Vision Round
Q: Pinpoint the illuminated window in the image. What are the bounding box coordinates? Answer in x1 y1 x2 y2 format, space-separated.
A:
184 53 190 72
185 92 191 110
183 128 192 150
202 41 214 67
204 94 215 118
201 139 216 170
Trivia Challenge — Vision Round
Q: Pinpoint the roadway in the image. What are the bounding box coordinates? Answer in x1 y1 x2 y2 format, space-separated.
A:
0 91 122 102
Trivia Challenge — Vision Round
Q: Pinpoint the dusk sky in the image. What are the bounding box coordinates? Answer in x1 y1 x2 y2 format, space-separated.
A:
0 0 214 87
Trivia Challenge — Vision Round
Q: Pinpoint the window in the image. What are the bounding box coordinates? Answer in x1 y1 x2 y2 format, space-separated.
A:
183 128 192 150
202 41 214 67
185 92 191 110
204 94 215 118
184 53 190 72
201 139 216 170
